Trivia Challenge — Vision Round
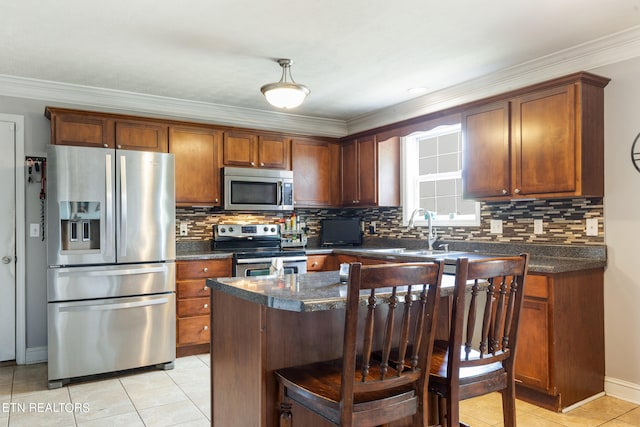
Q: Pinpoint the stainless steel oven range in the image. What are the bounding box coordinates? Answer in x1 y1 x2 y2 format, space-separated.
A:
213 224 307 277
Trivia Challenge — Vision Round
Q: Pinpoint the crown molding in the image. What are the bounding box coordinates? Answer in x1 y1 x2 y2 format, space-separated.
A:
347 25 640 135
0 75 348 137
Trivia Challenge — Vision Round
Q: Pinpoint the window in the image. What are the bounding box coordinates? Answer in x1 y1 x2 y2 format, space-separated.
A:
402 124 480 227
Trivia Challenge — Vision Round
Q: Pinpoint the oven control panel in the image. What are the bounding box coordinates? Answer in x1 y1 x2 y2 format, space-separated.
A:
215 224 279 239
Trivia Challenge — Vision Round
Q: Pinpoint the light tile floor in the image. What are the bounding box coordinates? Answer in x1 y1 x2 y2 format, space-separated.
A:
0 354 210 427
1 354 639 426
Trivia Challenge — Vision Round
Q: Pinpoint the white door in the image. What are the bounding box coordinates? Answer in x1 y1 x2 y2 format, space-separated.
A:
0 121 16 361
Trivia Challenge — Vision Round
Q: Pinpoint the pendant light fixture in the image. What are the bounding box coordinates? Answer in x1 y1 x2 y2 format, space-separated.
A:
260 59 310 109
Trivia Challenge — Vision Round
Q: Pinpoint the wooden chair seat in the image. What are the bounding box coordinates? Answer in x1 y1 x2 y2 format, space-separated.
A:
276 359 418 424
274 261 444 427
429 340 506 401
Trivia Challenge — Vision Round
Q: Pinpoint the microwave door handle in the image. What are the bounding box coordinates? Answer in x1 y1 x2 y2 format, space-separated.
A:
277 180 283 206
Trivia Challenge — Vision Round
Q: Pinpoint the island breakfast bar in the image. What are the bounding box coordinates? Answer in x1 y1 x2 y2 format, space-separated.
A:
206 271 456 427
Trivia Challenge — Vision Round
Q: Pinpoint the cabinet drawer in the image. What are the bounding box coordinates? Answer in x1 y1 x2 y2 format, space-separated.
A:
177 279 210 299
177 316 210 346
525 274 549 299
178 297 210 317
307 254 336 272
177 259 232 280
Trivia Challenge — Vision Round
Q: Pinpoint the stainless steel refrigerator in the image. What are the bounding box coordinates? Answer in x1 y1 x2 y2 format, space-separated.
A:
46 145 176 389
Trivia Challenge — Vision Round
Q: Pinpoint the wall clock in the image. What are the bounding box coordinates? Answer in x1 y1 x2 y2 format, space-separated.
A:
633 132 640 173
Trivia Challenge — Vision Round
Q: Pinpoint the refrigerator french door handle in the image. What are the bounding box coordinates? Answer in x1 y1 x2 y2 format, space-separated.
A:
120 155 128 257
105 154 114 259
57 265 168 277
58 297 169 313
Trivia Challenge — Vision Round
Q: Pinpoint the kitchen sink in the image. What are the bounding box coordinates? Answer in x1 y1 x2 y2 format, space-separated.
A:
362 248 464 257
403 249 463 256
364 248 408 254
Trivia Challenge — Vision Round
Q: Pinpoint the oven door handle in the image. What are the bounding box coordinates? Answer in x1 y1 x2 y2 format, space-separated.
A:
235 256 308 264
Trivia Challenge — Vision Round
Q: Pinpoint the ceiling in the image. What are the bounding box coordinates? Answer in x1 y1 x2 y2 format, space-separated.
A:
2 0 640 132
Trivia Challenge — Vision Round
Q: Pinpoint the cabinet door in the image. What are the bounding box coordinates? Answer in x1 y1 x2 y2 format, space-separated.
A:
356 137 377 206
258 135 290 169
222 131 257 167
462 101 511 198
114 119 168 152
341 140 359 206
292 138 340 207
48 110 113 148
516 297 550 391
170 126 222 206
513 84 576 196
377 136 400 207
515 274 551 392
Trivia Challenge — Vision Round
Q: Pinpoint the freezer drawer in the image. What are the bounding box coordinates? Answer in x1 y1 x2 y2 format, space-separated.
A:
48 262 175 302
47 293 176 384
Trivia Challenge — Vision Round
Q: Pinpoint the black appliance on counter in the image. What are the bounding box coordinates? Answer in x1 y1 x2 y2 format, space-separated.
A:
320 217 363 247
213 224 307 277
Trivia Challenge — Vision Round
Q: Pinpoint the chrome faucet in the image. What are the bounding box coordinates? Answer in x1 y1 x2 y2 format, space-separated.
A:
408 208 424 229
426 211 437 251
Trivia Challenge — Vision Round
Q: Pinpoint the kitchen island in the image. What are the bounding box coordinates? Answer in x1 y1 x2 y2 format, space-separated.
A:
206 271 455 427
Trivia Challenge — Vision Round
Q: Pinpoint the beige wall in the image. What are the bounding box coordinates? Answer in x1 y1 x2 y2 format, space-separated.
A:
592 57 640 403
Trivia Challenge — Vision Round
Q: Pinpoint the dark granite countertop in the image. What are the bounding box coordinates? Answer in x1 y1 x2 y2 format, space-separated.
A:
207 271 458 312
180 239 606 274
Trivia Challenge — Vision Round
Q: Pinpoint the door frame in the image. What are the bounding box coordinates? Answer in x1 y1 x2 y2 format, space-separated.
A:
1 114 26 364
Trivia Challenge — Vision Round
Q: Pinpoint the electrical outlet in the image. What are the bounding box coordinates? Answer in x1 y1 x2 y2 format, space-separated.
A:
533 219 543 235
586 218 599 236
490 219 503 234
179 222 188 236
30 223 40 238
371 221 376 233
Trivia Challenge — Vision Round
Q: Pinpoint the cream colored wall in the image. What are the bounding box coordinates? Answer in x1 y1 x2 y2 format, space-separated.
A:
594 57 640 403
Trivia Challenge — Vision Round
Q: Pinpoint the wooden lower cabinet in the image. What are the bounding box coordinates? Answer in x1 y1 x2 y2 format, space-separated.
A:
515 270 605 411
176 258 232 357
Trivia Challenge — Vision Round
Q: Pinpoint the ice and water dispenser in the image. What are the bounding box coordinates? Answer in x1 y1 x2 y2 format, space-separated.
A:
59 201 101 251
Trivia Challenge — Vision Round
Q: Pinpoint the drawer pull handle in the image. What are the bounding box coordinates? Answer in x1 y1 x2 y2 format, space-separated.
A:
204 303 208 309
203 286 207 291
203 325 208 331
203 267 208 272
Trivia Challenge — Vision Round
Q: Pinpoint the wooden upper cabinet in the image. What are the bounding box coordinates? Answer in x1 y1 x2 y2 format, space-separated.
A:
462 101 511 198
356 136 377 206
341 135 400 207
169 125 222 207
292 138 340 207
222 131 290 169
514 85 576 196
341 139 359 206
45 107 168 152
258 134 291 169
222 131 256 167
46 108 113 148
461 73 609 200
114 119 168 152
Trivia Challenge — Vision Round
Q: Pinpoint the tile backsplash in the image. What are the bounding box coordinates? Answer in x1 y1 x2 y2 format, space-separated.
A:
176 197 604 245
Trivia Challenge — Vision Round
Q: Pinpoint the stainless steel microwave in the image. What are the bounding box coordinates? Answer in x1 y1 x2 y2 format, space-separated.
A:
223 167 294 211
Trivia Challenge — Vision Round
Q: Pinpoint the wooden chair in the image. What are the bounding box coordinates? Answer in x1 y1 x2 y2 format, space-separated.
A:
274 261 444 427
428 254 529 427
